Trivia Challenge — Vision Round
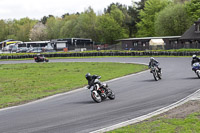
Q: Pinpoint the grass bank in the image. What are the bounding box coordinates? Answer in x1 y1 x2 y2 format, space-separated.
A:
108 113 200 133
108 100 200 133
0 62 147 109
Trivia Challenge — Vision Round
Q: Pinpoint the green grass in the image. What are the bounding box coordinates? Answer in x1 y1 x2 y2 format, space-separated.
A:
108 112 200 133
0 62 147 108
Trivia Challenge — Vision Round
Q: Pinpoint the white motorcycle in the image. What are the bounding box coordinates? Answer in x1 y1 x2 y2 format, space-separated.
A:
88 76 115 103
150 66 162 81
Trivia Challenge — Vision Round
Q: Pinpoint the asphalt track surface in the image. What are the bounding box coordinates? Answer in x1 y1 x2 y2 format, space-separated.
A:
0 57 199 133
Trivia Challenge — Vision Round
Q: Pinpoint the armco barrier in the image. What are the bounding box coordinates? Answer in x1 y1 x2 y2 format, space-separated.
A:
0 51 200 59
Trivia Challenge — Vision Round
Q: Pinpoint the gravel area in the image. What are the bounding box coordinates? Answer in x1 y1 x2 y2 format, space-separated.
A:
159 100 200 119
155 90 200 119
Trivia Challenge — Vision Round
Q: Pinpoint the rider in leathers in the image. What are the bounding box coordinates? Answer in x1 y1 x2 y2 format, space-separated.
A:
85 73 109 92
148 57 161 73
191 55 200 66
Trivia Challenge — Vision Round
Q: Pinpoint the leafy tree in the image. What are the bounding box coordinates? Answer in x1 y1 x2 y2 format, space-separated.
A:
41 16 48 25
15 18 37 41
0 20 7 41
96 14 127 44
155 4 192 36
126 5 139 37
135 0 147 10
185 0 200 22
40 15 55 24
30 22 48 41
3 20 18 40
61 13 70 19
104 2 128 14
110 5 125 26
45 17 64 40
60 14 78 38
73 7 98 41
136 0 171 37
173 0 190 3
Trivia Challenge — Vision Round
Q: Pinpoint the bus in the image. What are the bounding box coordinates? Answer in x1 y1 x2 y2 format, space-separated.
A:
0 39 22 49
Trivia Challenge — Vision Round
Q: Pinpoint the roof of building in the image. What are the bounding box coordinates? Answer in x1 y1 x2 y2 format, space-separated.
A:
23 41 50 44
117 36 181 41
180 24 200 40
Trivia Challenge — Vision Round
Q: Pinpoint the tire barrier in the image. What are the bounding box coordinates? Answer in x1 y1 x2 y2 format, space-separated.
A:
0 51 200 59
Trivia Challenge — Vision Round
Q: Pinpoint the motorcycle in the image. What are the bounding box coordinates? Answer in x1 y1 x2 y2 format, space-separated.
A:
88 76 115 103
150 66 161 81
34 56 49 62
192 62 200 78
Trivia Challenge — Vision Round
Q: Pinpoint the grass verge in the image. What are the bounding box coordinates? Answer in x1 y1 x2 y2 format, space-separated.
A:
108 113 200 133
0 62 147 109
108 100 200 133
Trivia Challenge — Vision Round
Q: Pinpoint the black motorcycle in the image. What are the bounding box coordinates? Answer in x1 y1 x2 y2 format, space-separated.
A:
88 76 115 103
34 56 49 62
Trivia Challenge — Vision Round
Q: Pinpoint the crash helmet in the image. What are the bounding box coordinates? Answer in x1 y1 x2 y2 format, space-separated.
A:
192 55 197 59
150 57 155 61
85 73 92 80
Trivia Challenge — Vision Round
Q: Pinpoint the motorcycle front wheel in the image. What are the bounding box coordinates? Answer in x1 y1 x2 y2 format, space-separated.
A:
158 72 162 79
108 91 115 100
196 70 200 78
91 90 102 103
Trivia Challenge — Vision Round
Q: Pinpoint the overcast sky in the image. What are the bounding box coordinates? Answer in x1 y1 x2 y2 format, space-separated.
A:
0 0 140 20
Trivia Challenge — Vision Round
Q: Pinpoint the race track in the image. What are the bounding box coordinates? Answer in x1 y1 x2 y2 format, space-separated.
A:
0 57 199 133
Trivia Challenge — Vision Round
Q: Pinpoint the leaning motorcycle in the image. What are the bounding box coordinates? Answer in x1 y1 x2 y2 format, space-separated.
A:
150 66 161 81
88 77 115 103
34 56 49 62
192 62 200 78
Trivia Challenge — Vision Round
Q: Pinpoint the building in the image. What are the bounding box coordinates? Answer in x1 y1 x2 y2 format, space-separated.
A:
118 19 200 50
18 41 50 48
51 38 93 51
118 36 180 50
180 19 200 48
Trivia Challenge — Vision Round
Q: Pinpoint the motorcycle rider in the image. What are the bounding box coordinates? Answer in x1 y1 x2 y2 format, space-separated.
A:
36 53 41 60
191 55 200 66
85 73 102 89
148 57 161 73
85 73 109 92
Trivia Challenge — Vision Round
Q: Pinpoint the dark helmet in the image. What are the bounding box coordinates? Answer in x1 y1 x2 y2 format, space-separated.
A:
85 73 92 80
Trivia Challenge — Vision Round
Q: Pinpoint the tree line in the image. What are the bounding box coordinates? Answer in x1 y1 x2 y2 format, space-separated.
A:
0 0 199 44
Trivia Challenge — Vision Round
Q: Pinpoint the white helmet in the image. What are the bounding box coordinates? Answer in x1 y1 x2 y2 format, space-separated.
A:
150 57 155 61
192 55 197 58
